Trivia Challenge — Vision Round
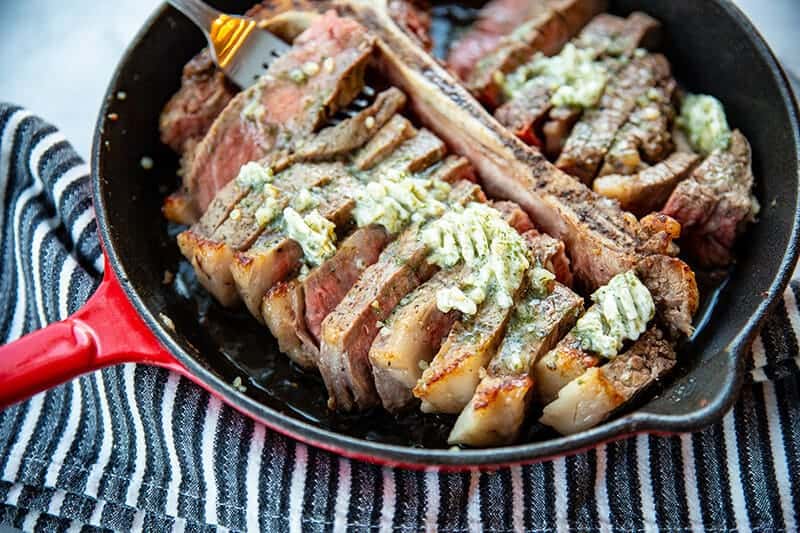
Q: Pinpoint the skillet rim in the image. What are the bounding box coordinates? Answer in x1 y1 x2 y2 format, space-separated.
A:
91 0 800 467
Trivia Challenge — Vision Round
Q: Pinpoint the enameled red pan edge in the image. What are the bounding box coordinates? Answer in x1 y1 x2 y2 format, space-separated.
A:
1 0 799 470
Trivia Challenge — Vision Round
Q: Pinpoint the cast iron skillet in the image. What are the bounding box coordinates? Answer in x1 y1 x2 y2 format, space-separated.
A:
0 0 798 469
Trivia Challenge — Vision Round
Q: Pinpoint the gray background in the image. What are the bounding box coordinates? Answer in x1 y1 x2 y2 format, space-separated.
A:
0 0 797 158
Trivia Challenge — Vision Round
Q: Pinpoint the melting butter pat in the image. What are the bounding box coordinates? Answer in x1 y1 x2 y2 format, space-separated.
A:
283 208 337 266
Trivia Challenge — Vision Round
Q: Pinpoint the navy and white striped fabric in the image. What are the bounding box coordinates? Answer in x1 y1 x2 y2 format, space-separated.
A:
1 102 799 532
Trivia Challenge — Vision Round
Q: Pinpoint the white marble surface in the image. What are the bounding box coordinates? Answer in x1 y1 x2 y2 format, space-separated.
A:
0 0 797 158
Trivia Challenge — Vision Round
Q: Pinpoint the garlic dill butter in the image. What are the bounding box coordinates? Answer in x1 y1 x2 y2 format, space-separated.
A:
283 208 337 266
678 93 732 156
572 270 655 357
503 44 609 108
352 173 451 234
422 203 530 315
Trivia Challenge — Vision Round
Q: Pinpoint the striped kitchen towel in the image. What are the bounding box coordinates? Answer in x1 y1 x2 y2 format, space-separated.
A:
0 102 798 532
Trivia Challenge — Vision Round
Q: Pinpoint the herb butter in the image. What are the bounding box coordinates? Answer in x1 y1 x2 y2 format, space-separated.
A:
573 271 655 358
283 208 337 266
353 175 451 234
504 44 608 109
678 93 732 156
235 162 273 190
423 203 530 315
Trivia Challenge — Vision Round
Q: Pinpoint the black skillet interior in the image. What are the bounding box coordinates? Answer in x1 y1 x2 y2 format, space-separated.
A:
92 0 800 464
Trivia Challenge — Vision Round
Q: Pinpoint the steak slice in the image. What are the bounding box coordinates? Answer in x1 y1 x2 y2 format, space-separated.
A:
340 2 697 335
525 231 573 286
319 181 483 411
465 2 582 108
304 225 391 341
294 87 407 161
539 327 674 434
556 54 673 183
159 50 237 154
262 278 318 369
186 11 374 212
423 155 477 184
369 268 462 412
594 152 699 216
448 282 583 446
573 11 661 56
635 255 699 337
541 107 582 158
662 130 759 268
369 199 533 412
493 12 662 152
319 224 433 411
494 81 552 146
413 287 522 414
533 329 601 404
447 0 546 80
352 114 416 170
262 225 391 368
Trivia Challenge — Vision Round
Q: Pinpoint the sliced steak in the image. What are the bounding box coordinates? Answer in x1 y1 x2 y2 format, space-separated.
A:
186 11 373 212
465 4 575 107
539 326 674 434
230 166 360 318
413 287 522 414
662 130 759 268
179 162 347 308
599 77 677 176
369 198 530 412
491 201 535 233
447 0 544 80
556 54 672 183
364 128 448 178
494 11 662 151
304 225 391 341
262 225 391 368
493 80 552 146
335 2 698 337
594 152 700 216
294 87 407 161
448 282 583 446
319 224 433 410
423 155 478 184
352 114 417 170
319 181 483 411
573 11 661 56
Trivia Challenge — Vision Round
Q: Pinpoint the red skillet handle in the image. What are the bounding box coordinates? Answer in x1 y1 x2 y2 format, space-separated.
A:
0 258 181 408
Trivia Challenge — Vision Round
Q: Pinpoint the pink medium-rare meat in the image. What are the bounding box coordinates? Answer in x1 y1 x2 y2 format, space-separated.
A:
304 225 391 342
261 225 390 368
185 11 374 212
662 130 759 268
159 50 237 154
447 0 550 80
